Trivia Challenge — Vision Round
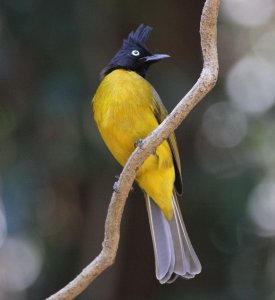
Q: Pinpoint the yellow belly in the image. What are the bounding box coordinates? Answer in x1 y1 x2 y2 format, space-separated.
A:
93 69 175 219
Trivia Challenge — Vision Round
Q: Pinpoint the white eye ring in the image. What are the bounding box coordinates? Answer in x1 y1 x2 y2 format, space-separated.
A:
131 50 140 56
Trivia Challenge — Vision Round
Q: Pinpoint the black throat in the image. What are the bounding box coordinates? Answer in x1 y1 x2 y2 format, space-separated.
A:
100 64 149 80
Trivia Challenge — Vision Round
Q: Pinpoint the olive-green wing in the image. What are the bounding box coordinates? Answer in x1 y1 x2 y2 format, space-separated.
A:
151 89 183 194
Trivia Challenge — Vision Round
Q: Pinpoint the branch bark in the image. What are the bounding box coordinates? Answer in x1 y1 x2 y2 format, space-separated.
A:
46 0 220 299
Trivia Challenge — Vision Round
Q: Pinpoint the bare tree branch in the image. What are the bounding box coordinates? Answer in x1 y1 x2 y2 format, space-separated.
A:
46 0 220 299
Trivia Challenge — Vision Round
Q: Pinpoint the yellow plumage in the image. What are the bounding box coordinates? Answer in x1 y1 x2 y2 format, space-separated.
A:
93 69 175 219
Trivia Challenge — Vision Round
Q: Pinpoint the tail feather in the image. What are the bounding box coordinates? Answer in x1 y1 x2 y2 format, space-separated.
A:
145 193 201 283
146 198 175 281
172 194 201 276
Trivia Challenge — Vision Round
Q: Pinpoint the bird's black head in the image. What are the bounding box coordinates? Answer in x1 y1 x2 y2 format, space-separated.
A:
100 24 170 79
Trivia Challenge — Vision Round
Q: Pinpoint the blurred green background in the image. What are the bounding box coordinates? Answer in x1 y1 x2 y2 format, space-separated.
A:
1 0 275 299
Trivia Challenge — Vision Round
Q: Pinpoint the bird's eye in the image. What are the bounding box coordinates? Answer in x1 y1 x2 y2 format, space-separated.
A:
131 50 140 56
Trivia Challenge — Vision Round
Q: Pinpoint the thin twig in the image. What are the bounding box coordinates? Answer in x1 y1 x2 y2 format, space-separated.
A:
46 0 220 299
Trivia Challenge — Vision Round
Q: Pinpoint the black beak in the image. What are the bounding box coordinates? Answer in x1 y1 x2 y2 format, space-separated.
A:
141 54 170 63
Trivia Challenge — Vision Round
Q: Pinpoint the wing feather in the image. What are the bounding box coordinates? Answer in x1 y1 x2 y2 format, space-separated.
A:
151 89 183 194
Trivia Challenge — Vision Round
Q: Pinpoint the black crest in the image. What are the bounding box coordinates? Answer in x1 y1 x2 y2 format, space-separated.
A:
123 24 152 49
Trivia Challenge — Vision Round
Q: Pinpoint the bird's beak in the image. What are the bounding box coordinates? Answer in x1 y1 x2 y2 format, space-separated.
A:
141 54 170 63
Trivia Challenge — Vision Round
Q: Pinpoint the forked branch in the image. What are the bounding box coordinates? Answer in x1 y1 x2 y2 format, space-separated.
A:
46 0 220 299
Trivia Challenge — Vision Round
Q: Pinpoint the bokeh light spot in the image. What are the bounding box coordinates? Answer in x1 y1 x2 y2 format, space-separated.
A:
226 55 275 115
201 102 247 148
254 29 275 63
222 0 275 28
248 179 275 237
0 204 7 248
0 237 42 292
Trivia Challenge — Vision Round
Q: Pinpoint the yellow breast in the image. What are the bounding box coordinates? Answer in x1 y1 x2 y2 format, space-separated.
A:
93 69 175 219
93 70 158 164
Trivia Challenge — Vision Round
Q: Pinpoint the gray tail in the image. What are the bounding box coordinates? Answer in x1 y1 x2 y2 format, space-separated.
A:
145 193 201 284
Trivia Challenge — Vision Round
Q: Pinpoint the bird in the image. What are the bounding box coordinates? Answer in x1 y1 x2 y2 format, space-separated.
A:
92 24 201 283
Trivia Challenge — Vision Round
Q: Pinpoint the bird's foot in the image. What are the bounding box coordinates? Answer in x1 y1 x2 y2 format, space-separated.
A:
113 181 119 193
134 139 144 149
